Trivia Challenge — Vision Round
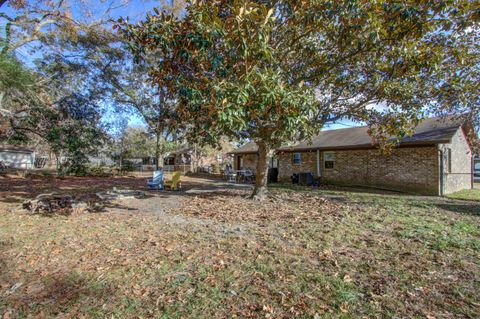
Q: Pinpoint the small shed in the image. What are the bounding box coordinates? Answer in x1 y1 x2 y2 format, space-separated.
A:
0 146 35 169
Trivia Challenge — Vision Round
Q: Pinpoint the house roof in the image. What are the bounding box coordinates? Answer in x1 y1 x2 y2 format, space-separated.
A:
230 117 465 154
169 146 192 156
228 141 259 154
0 145 35 153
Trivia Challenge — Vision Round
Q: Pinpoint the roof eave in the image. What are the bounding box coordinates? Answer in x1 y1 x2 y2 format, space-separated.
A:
227 151 258 155
276 140 450 153
0 149 35 154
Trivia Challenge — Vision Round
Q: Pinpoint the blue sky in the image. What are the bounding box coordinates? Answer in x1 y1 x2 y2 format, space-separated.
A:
1 0 161 129
2 0 360 132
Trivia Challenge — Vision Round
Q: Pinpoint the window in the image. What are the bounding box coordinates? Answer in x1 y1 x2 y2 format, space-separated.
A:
324 152 335 169
293 153 301 165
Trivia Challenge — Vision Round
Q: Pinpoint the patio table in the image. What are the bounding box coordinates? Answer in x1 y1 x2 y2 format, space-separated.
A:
235 170 255 183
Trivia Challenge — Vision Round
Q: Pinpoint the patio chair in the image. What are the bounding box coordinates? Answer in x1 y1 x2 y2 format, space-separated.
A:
243 169 255 183
146 170 164 190
225 168 237 183
164 171 182 190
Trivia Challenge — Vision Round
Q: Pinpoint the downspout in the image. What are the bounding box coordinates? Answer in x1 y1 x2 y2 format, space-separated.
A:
316 149 321 177
438 148 444 196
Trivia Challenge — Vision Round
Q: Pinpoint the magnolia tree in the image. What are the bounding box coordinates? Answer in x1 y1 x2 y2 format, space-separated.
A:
118 0 479 199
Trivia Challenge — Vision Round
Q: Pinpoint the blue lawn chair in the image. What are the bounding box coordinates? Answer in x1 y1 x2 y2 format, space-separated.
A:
146 170 164 190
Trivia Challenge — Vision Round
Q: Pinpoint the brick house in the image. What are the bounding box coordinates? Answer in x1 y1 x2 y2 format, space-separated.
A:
230 117 476 195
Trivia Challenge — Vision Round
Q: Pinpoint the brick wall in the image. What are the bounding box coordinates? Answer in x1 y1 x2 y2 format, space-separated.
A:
278 151 318 179
278 146 441 195
439 128 472 194
234 154 258 170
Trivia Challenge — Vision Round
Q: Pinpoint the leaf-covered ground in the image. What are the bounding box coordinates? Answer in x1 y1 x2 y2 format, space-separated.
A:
0 177 479 318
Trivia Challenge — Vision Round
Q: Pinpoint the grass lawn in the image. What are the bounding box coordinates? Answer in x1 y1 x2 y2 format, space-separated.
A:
0 179 479 318
448 188 480 202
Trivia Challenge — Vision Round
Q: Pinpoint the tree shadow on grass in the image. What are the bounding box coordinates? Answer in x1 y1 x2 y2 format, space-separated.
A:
1 270 114 317
0 227 114 318
435 202 480 216
103 201 140 212
0 176 149 205
0 196 28 204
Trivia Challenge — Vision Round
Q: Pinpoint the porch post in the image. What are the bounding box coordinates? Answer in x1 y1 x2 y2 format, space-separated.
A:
316 149 321 177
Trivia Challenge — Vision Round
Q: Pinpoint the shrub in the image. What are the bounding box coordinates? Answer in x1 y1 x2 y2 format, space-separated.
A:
87 166 113 177
121 160 137 172
211 163 220 174
58 157 89 176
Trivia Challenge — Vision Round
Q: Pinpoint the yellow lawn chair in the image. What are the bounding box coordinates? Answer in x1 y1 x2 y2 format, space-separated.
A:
164 171 182 190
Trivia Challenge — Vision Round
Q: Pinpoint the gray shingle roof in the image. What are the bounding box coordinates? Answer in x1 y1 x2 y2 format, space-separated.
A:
0 145 35 153
170 145 192 156
230 117 465 154
228 141 259 154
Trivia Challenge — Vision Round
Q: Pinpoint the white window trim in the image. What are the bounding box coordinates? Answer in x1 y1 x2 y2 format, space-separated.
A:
324 151 335 169
293 153 301 165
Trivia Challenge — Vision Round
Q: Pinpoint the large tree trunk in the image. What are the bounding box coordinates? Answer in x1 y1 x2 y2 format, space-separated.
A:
250 140 270 200
156 153 163 171
54 152 61 173
155 132 161 170
0 92 5 113
193 144 198 173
